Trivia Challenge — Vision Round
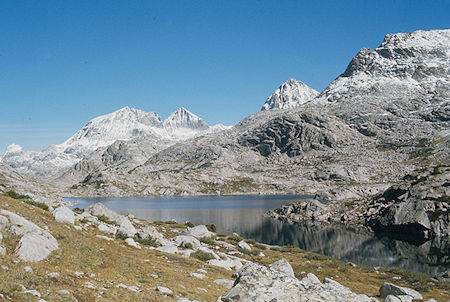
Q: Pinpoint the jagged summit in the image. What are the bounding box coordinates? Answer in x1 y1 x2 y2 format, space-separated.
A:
315 29 450 104
1 106 227 178
261 78 319 111
163 107 209 130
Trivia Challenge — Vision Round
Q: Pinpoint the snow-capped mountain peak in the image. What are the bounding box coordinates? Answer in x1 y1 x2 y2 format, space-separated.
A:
163 107 209 130
315 29 450 104
261 78 319 111
1 106 229 178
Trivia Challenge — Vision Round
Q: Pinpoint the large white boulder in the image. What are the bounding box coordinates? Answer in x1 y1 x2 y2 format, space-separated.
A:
86 203 125 225
137 225 168 246
52 206 75 225
268 258 295 278
117 218 137 238
379 283 423 300
238 240 251 251
180 225 213 239
173 235 201 249
0 210 58 262
217 260 375 302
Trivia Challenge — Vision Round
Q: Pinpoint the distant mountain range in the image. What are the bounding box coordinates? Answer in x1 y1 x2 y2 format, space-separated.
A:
0 107 230 178
1 29 448 204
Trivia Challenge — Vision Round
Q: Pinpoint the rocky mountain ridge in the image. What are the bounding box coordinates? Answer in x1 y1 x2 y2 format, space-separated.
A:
65 29 448 202
1 106 230 178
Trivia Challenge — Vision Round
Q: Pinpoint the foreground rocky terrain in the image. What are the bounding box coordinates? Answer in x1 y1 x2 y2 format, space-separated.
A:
0 192 448 301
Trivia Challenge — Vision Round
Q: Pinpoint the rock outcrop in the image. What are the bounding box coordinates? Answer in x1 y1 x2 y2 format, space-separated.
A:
218 259 376 301
0 210 58 262
367 165 449 241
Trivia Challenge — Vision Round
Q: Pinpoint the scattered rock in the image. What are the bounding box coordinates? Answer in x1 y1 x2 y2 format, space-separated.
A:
207 258 242 271
52 206 75 225
23 289 41 297
24 266 33 273
98 223 117 235
436 270 450 283
125 237 141 249
180 225 213 239
173 235 201 249
379 282 423 300
117 217 137 237
190 272 206 279
157 286 173 295
237 240 251 251
214 278 234 289
95 235 114 241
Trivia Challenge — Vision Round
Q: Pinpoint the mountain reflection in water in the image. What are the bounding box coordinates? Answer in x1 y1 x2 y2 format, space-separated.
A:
67 195 449 276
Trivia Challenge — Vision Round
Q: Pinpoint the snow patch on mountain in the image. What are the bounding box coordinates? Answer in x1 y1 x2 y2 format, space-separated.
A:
261 79 319 111
1 106 231 178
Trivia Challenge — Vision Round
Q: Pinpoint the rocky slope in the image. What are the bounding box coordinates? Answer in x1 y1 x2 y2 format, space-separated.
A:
2 193 447 301
261 78 319 110
1 107 230 179
65 29 448 200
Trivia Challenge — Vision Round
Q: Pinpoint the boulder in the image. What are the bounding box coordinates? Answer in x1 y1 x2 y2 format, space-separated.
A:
238 240 251 251
98 223 117 235
157 286 173 295
86 203 125 225
137 225 168 246
379 283 423 300
218 260 375 302
436 270 450 283
214 279 234 289
52 206 75 225
125 238 141 249
268 258 295 278
117 218 136 238
0 210 58 262
180 225 213 239
207 259 243 271
156 244 179 254
173 235 201 249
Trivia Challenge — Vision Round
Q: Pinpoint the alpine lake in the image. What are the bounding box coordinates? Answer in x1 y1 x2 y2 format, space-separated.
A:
66 195 449 276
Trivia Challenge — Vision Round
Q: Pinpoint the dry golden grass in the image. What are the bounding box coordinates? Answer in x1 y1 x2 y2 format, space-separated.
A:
1 194 449 301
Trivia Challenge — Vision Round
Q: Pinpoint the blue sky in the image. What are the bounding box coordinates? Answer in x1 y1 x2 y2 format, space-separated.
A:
1 0 449 152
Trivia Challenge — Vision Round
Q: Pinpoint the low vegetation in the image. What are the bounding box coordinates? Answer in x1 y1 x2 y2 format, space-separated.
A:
0 194 448 301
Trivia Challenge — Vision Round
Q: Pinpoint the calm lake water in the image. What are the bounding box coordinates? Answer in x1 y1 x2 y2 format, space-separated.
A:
66 195 449 276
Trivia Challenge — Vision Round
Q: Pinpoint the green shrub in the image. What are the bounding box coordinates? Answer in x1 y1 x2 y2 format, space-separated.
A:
199 236 215 245
24 200 49 211
227 234 243 242
134 236 158 247
183 242 193 249
185 221 195 228
72 207 85 214
190 250 215 262
206 223 217 232
280 245 302 253
115 231 128 240
95 215 117 225
238 248 259 256
253 243 267 250
5 190 31 200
